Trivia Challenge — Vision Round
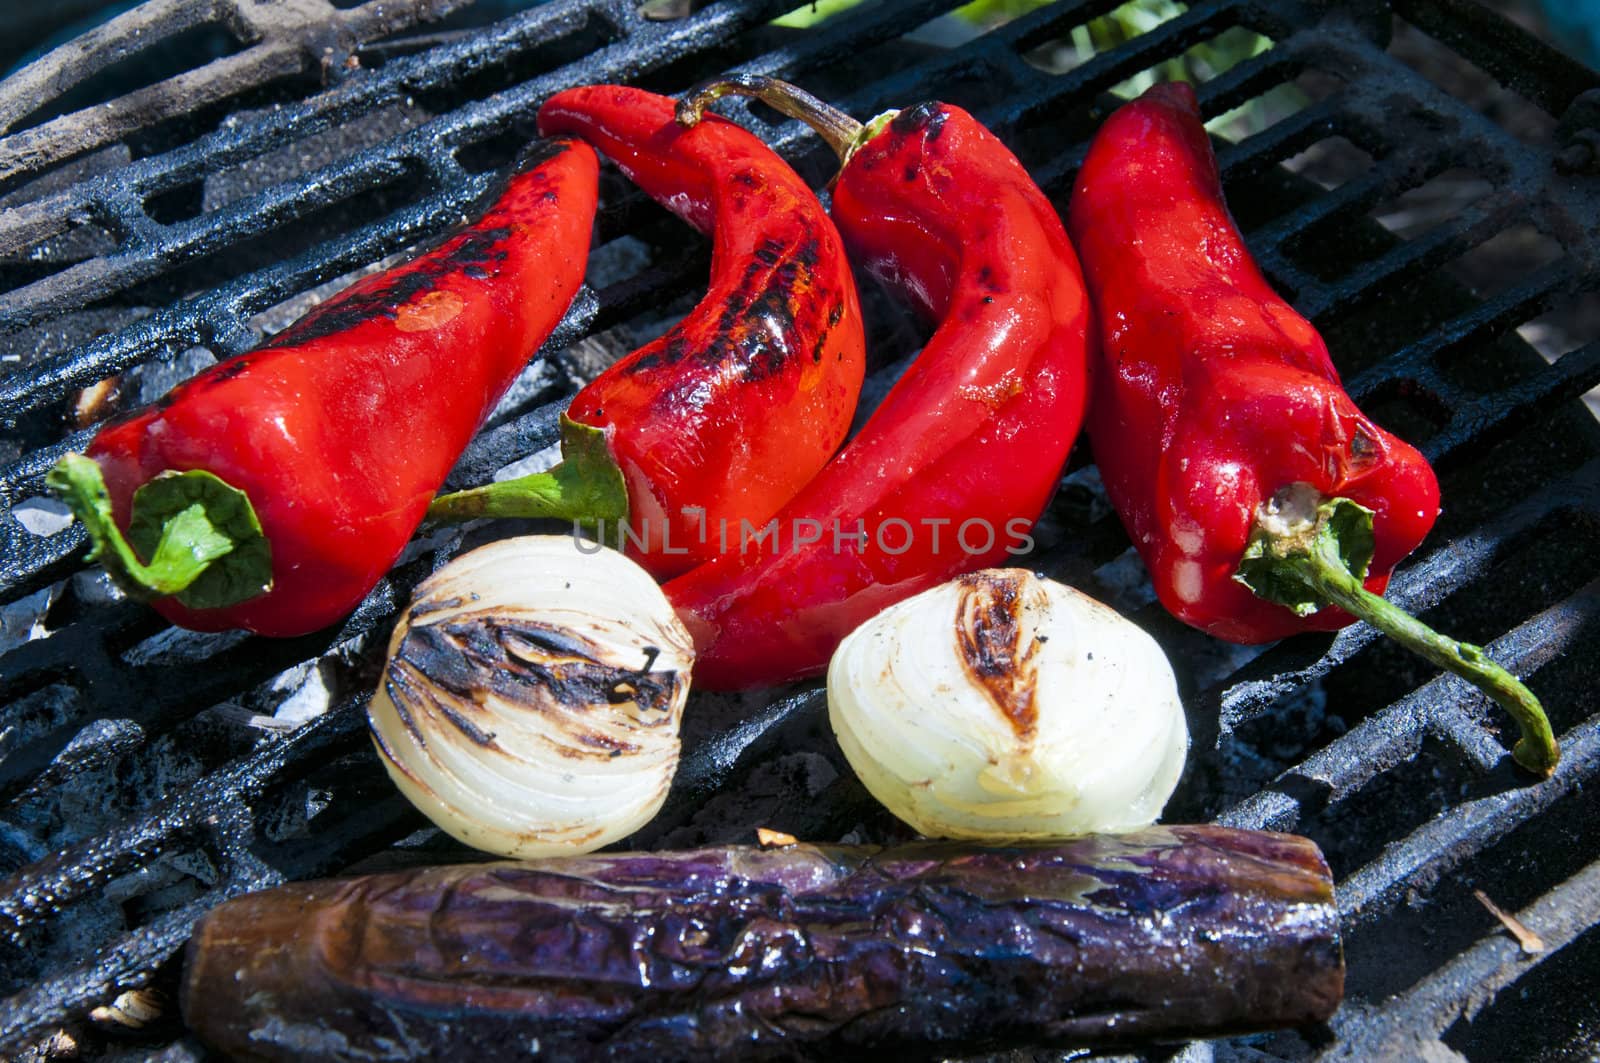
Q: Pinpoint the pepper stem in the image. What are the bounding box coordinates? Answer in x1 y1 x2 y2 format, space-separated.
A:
46 452 272 610
426 415 628 540
676 74 893 170
1235 486 1558 778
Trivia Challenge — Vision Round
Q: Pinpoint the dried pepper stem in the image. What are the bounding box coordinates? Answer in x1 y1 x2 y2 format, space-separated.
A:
677 73 895 169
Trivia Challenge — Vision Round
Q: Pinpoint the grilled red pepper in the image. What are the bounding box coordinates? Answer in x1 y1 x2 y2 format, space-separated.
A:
428 85 867 579
48 139 600 637
1070 82 1556 775
664 77 1091 690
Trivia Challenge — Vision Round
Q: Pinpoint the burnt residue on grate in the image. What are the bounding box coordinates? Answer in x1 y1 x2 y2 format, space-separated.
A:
1 0 1599 1060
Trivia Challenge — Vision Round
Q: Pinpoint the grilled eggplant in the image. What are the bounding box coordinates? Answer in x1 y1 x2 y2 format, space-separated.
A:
183 826 1343 1061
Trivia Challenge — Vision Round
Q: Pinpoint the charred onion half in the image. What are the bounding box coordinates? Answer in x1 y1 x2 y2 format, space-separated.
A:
828 569 1188 839
368 535 694 857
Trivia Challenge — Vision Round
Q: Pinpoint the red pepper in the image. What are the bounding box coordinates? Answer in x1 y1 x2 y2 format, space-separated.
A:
664 77 1092 690
428 85 867 580
48 139 600 637
1069 82 1555 775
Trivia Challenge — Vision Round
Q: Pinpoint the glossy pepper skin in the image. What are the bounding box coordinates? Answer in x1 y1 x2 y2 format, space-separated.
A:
70 139 599 637
536 86 866 579
668 91 1092 690
1069 82 1439 643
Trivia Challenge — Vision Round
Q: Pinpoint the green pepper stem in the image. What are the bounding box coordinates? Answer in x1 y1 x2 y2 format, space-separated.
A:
1235 489 1558 777
426 415 628 536
46 452 272 609
676 74 892 170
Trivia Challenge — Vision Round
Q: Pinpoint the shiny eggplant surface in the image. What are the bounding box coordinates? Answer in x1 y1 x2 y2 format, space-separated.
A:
183 825 1342 1061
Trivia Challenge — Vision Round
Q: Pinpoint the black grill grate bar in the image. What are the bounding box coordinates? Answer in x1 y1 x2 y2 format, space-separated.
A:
1322 857 1600 1060
727 0 1302 219
1210 93 1344 190
206 307 270 359
3 793 426 1058
0 174 487 417
1216 587 1584 835
0 693 369 937
1428 340 1600 467
1 520 86 602
1 631 320 800
1394 0 1600 116
725 0 1246 166
1309 28 1595 226
95 189 168 250
1294 191 1529 322
0 0 599 219
1337 701 1600 924
0 0 800 408
0 151 426 334
1344 262 1578 404
1 430 95 503
0 0 485 185
0 700 374 1056
1 898 239 1054
999 0 1248 132
728 0 981 82
1027 42 1299 197
1210 459 1596 733
1246 165 1403 258
1431 700 1522 774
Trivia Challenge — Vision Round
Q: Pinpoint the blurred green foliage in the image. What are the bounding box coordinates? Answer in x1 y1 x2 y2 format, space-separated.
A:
771 0 1289 139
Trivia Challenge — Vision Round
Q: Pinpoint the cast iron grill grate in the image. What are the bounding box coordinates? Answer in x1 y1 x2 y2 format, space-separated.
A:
0 0 1597 1059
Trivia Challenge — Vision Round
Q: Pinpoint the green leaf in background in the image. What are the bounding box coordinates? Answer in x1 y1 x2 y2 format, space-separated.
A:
773 0 870 29
768 0 1287 141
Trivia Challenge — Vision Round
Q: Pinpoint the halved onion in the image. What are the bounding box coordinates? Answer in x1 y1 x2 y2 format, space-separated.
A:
369 535 694 858
827 569 1187 839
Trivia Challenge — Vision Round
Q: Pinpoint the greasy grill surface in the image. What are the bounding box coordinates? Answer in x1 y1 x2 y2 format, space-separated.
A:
0 0 1598 1059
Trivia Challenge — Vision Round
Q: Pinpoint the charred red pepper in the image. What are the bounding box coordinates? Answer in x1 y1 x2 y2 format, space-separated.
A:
427 85 867 579
1070 82 1556 775
663 76 1091 690
48 139 600 637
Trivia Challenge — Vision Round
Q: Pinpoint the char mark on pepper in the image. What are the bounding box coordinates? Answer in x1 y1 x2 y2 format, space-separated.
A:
207 359 251 384
890 101 947 139
261 226 514 350
510 136 570 171
625 235 811 379
637 235 821 393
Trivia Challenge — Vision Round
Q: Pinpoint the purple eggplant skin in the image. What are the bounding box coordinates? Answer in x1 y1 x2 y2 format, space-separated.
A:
181 825 1343 1061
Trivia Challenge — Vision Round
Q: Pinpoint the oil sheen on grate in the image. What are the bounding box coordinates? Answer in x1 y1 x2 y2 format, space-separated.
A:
1 0 1598 1059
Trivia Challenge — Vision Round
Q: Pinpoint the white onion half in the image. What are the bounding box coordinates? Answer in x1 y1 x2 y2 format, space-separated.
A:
369 535 695 858
828 569 1187 839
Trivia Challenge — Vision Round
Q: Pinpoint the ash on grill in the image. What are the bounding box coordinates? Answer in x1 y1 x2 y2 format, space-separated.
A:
1 0 1598 1061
